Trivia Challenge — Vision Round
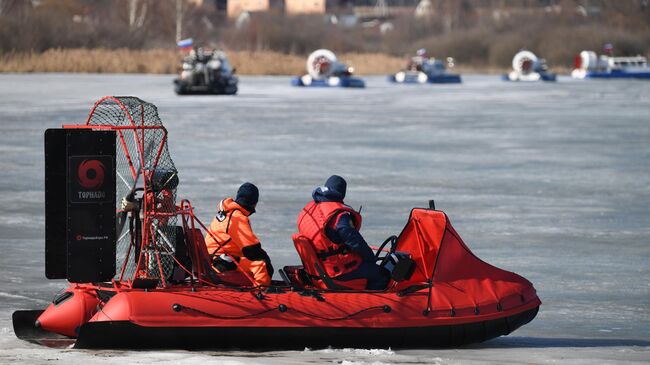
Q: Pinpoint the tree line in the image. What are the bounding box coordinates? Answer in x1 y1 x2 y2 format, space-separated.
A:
1 0 648 68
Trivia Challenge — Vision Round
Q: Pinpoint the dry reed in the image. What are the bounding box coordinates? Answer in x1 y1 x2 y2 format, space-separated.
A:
0 49 178 74
0 48 431 75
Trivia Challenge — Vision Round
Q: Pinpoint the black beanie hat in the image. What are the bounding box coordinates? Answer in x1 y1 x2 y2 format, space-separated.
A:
235 182 259 210
325 175 347 200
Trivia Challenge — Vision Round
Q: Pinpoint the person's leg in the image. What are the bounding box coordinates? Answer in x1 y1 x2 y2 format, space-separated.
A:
364 263 390 290
337 262 390 290
238 258 271 287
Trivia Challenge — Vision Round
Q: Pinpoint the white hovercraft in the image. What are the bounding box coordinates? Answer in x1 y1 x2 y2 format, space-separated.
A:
571 50 650 80
292 49 365 88
502 50 556 82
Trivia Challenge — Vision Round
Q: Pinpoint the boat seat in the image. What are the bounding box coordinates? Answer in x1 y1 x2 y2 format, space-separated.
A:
292 234 367 290
281 265 309 290
184 228 254 287
169 226 192 283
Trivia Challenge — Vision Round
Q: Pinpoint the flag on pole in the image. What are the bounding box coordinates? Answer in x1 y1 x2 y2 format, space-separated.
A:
603 43 614 56
177 38 193 51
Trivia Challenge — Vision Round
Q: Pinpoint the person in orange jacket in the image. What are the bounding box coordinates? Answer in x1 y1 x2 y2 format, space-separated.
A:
204 182 273 286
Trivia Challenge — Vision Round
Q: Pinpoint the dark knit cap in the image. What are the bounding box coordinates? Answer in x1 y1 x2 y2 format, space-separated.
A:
325 175 347 200
235 182 259 210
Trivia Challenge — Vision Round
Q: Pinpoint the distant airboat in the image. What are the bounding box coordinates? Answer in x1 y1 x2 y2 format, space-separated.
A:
292 49 365 88
572 50 650 79
502 50 556 82
389 49 461 84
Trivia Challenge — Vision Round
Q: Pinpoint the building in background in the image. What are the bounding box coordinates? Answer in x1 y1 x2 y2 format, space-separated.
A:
285 0 326 15
227 0 269 18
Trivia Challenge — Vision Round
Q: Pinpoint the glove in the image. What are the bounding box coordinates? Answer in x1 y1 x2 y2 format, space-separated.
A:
120 197 138 212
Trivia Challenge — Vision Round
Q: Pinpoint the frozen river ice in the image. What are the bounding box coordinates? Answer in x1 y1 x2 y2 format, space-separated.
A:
0 73 648 363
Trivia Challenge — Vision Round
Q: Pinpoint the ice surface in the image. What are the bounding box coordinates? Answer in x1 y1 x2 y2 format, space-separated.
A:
0 74 648 363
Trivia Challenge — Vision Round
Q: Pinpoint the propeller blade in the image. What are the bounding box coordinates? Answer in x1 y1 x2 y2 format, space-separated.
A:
115 140 154 237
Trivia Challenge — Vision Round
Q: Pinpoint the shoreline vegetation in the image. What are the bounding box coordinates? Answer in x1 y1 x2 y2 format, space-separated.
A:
1 2 648 76
0 48 557 75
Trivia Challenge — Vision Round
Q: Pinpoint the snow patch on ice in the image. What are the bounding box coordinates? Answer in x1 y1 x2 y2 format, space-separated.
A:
307 347 395 356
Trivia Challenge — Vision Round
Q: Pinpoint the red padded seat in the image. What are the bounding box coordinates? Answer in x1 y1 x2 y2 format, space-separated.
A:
184 228 253 287
292 234 367 290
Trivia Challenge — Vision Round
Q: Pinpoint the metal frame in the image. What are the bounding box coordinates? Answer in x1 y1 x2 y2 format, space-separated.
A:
63 96 257 290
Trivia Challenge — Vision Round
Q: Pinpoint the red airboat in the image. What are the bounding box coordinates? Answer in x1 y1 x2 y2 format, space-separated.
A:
13 96 540 349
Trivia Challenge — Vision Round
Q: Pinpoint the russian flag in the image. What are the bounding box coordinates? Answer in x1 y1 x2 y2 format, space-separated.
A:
177 38 193 51
603 43 614 56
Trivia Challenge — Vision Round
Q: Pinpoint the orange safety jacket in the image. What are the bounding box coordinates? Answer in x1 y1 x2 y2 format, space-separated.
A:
297 200 363 278
204 198 271 286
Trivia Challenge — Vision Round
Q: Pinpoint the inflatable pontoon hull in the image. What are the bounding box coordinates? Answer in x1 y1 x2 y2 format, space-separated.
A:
81 308 538 349
14 305 539 349
291 76 365 88
501 73 556 82
388 74 461 84
174 77 238 95
576 71 650 79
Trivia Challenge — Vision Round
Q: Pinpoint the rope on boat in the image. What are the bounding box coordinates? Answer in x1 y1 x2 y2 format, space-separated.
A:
172 303 278 319
171 303 392 321
286 305 391 321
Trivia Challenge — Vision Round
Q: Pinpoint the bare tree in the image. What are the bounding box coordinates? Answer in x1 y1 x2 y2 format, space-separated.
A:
0 0 30 17
128 0 148 30
176 0 183 41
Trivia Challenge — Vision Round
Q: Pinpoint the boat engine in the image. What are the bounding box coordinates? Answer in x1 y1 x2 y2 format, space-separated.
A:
512 50 539 75
574 50 598 71
301 49 351 86
571 50 605 78
506 50 555 82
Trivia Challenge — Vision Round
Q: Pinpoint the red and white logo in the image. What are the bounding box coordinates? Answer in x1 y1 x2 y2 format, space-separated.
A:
77 159 105 190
